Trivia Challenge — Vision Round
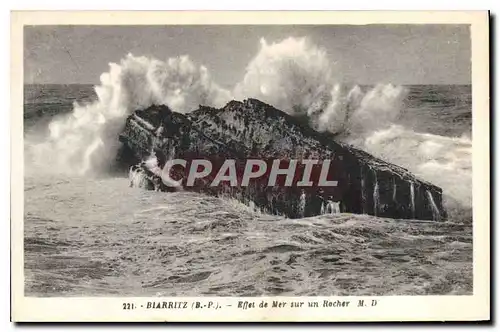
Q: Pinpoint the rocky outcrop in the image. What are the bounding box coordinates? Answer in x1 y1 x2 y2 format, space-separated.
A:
117 99 446 221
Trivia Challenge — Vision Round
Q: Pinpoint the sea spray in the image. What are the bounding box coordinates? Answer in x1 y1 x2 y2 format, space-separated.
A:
392 177 397 202
234 37 406 138
426 190 441 221
362 125 471 208
298 191 306 218
234 37 334 115
410 182 416 219
360 172 366 214
30 37 471 215
321 200 340 215
29 54 230 175
234 38 471 211
373 170 380 216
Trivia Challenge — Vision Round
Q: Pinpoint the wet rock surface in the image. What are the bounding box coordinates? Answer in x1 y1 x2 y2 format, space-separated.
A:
118 99 446 220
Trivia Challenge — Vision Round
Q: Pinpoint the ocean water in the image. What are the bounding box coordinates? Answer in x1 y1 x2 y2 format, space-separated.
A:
23 84 472 137
23 83 473 296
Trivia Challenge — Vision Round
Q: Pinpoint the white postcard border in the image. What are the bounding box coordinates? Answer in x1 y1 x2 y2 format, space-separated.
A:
10 10 490 322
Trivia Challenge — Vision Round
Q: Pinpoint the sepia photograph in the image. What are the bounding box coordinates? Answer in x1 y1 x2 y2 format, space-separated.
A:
11 11 490 322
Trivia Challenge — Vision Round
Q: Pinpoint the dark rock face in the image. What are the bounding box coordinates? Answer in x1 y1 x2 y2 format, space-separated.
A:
117 99 446 221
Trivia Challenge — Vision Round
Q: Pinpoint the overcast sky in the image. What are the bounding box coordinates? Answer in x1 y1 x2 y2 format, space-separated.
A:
24 25 471 86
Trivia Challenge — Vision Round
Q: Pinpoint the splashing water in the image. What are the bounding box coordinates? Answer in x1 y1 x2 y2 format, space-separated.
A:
321 200 340 215
234 37 406 137
410 182 416 219
28 37 471 213
233 37 471 211
360 125 471 208
426 190 441 221
28 54 231 175
392 178 397 202
234 37 334 116
298 191 306 218
373 171 380 217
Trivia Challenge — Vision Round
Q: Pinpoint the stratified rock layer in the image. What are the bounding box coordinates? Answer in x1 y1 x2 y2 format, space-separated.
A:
118 99 446 221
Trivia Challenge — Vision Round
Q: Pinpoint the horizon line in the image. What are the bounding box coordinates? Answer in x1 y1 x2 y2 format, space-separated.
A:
23 82 474 86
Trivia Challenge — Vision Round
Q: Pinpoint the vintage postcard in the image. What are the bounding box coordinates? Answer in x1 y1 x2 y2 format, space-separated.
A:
11 11 490 322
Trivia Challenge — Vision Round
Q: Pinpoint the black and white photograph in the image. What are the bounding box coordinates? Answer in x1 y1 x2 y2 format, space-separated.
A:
11 11 490 322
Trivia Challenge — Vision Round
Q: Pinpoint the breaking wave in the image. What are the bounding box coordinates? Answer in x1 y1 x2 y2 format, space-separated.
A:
27 37 471 211
234 37 407 137
28 55 230 175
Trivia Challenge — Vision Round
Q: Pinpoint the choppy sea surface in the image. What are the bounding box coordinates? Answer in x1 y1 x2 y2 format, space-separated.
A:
23 84 473 296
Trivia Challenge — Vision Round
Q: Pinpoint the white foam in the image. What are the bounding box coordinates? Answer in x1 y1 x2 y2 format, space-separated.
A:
29 37 471 210
28 54 231 175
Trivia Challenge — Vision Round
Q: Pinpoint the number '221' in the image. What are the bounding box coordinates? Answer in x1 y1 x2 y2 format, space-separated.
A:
123 303 135 310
